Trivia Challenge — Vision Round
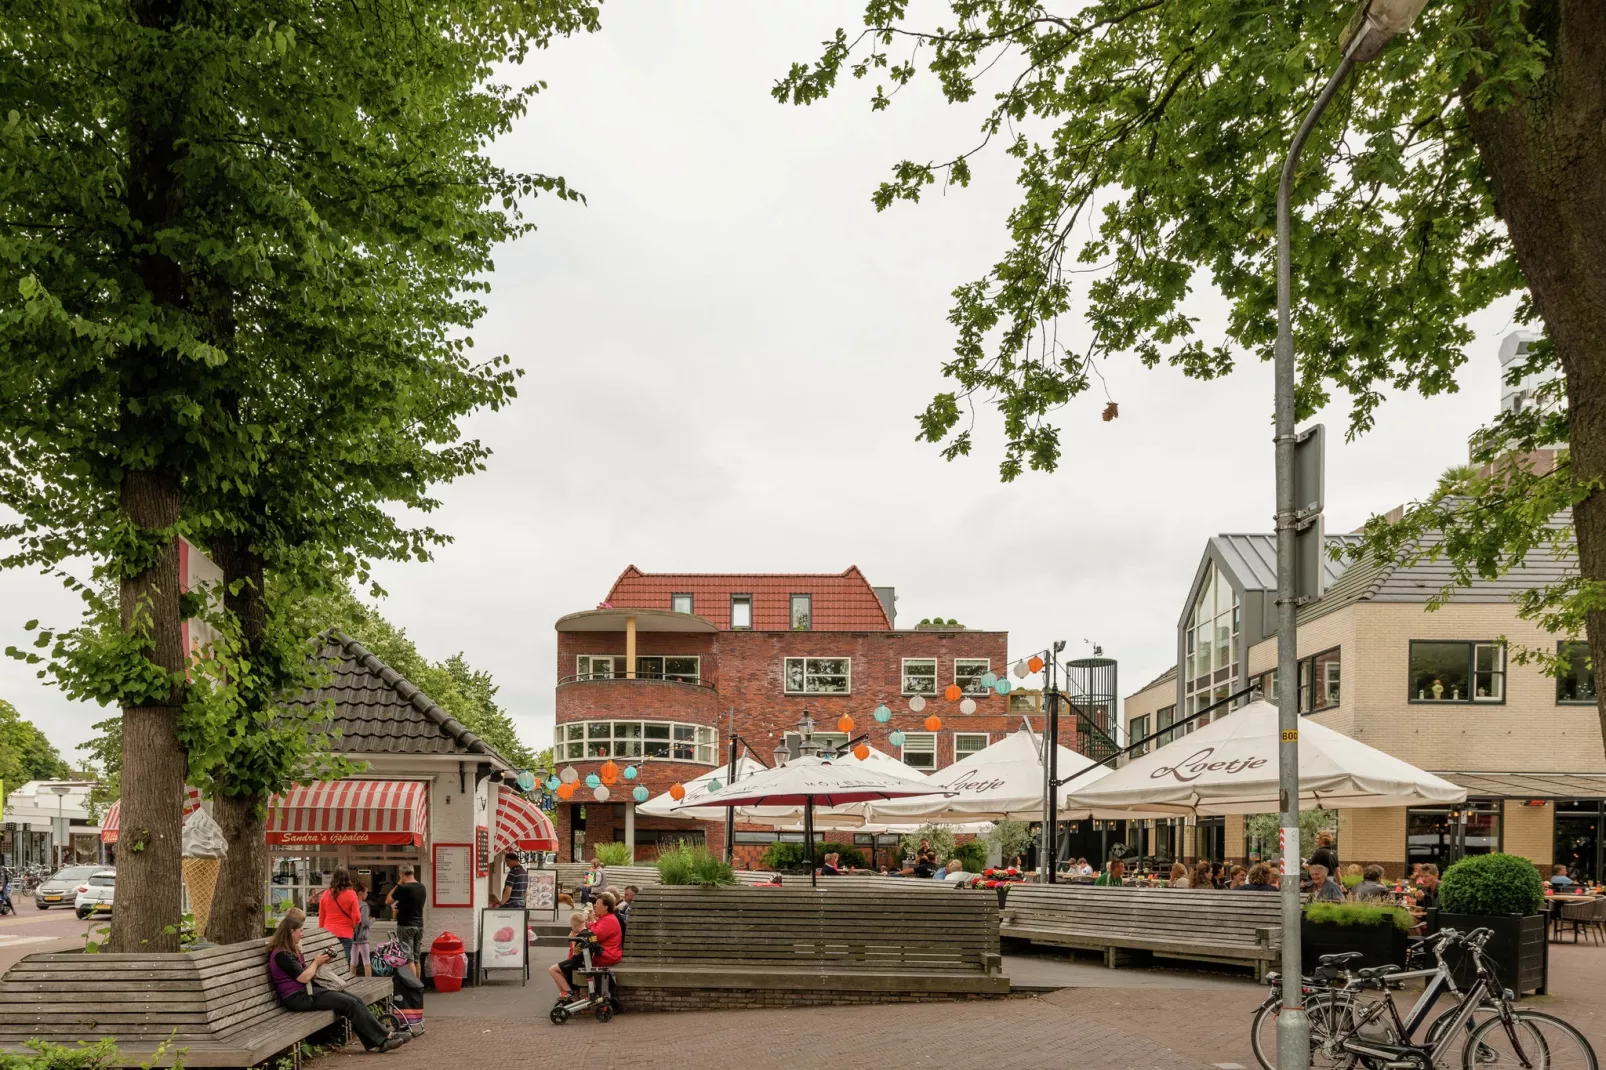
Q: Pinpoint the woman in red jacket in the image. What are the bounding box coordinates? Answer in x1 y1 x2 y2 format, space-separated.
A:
317 868 363 964
549 892 624 1004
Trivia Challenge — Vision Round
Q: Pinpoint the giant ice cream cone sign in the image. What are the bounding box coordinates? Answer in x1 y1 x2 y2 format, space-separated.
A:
181 807 228 938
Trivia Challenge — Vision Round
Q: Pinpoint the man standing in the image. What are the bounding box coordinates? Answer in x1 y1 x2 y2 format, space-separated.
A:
497 852 528 908
385 864 427 978
1308 832 1339 877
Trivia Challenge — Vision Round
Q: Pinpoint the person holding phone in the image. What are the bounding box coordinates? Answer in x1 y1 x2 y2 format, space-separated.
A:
266 909 404 1053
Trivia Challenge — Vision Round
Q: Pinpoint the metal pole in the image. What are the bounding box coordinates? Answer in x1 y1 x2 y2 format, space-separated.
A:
804 796 816 888
724 710 738 864
1274 37 1363 1070
1044 658 1059 884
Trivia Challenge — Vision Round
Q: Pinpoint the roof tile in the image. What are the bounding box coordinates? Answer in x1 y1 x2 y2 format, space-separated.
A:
604 565 892 630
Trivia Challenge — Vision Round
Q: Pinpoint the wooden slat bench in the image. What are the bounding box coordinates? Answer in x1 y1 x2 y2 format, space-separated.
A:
1000 885 1281 978
610 885 1009 1004
550 864 774 891
0 930 390 1067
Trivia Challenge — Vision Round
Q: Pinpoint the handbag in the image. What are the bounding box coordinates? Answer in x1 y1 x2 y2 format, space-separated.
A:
313 963 349 991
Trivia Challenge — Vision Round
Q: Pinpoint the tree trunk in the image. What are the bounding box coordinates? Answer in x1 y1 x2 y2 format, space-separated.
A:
1460 0 1606 758
110 470 187 953
206 537 270 945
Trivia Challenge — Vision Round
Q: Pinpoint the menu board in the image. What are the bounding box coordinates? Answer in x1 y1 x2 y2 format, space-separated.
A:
433 843 473 908
478 907 529 983
529 870 557 918
476 825 491 877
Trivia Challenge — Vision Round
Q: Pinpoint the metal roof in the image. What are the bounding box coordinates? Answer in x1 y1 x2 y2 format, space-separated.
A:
1431 771 1606 799
1209 533 1362 591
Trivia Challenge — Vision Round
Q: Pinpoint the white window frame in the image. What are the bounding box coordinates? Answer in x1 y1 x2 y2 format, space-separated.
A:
633 655 701 684
671 593 694 615
953 732 989 763
901 657 938 696
554 720 718 764
900 731 937 770
954 658 991 694
790 594 812 631
576 654 619 680
730 594 753 630
783 657 852 695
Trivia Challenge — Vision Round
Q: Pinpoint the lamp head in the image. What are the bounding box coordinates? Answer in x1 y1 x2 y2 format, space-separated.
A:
1341 0 1430 61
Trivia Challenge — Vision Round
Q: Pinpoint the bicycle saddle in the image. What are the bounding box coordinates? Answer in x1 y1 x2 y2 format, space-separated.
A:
1317 952 1365 967
1356 964 1402 980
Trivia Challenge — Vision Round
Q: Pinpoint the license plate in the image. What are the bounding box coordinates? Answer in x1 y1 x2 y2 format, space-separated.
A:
93 903 112 911
44 896 61 902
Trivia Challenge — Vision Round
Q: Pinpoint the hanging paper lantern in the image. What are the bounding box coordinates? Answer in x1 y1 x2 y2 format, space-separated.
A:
995 679 1013 695
669 783 686 801
837 714 854 734
560 766 579 784
601 759 619 780
960 697 977 715
873 703 892 723
889 729 906 747
556 781 577 800
515 770 536 792
924 714 942 732
908 695 926 713
623 765 639 780
1013 660 1030 679
585 773 601 789
852 743 870 761
1028 655 1045 673
943 684 963 702
979 671 998 688
544 776 561 792
632 785 649 803
594 785 610 802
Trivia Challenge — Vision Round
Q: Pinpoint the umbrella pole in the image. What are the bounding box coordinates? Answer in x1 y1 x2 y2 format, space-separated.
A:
805 796 816 889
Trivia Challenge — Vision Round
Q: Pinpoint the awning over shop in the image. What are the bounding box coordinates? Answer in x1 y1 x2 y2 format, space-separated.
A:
267 780 429 847
101 788 202 844
1432 772 1606 799
493 790 558 852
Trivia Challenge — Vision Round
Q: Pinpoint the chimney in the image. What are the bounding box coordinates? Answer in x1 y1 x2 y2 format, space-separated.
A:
873 586 897 629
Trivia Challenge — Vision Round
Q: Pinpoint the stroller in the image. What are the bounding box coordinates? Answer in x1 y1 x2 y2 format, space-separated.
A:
369 939 424 1037
549 929 621 1025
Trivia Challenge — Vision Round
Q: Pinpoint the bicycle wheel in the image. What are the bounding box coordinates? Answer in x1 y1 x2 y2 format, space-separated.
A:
1462 1010 1598 1070
1252 992 1366 1070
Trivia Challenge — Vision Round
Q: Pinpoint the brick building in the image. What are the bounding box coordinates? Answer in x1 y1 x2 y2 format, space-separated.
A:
552 566 1027 862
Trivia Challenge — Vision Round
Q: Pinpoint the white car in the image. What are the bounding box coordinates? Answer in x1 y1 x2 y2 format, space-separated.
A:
74 870 116 920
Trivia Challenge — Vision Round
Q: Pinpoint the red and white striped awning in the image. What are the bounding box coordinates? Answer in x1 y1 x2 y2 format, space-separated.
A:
493 789 558 852
267 780 428 847
101 788 202 844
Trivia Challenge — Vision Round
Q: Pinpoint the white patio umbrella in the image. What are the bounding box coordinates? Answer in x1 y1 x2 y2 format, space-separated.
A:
674 754 947 885
635 755 869 827
1062 699 1467 815
866 729 1112 823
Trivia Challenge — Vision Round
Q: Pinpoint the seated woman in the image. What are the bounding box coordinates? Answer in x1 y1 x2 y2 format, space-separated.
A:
548 892 624 1005
267 909 404 1054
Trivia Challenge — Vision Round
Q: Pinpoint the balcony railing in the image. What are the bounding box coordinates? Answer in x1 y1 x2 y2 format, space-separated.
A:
556 671 717 692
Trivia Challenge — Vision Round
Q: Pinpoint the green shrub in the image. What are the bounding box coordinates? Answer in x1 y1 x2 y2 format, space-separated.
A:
1341 874 1364 889
592 842 633 867
1303 901 1414 932
656 842 737 886
1440 853 1545 916
897 824 956 863
951 841 987 873
0 1037 129 1069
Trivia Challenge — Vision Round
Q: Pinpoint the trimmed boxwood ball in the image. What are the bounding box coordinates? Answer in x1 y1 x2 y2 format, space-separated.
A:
1440 853 1545 916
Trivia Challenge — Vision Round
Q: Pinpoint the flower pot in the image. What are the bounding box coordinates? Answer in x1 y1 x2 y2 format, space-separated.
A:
1301 917 1408 971
1430 912 1547 997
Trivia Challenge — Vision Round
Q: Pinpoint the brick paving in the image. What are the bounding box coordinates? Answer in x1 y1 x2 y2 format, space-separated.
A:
315 945 1606 1070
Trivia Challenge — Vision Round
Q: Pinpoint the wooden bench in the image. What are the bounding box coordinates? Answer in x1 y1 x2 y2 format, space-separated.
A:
0 930 391 1067
611 885 1009 998
551 863 775 891
1000 885 1281 978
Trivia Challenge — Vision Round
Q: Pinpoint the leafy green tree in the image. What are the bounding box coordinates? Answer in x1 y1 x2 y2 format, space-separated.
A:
0 698 70 801
1 0 596 948
777 1 1606 752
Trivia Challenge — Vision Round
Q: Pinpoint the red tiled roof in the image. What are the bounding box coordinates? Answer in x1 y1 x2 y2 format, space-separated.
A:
604 566 892 631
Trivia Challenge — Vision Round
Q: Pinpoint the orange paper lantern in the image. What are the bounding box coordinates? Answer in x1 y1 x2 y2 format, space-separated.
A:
601 769 619 786
852 743 870 761
556 781 577 800
837 714 854 734
924 714 942 732
943 684 963 702
601 759 619 779
669 783 686 801
1028 655 1045 672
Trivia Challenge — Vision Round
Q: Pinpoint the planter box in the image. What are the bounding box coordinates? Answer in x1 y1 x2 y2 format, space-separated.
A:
1432 912 1547 997
1301 917 1408 971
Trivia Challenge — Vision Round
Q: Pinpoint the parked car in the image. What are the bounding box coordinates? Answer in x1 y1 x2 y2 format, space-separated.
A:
34 865 104 910
74 870 116 920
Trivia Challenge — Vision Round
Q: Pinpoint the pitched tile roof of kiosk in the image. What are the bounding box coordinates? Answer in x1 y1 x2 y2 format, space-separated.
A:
605 565 893 630
292 631 513 768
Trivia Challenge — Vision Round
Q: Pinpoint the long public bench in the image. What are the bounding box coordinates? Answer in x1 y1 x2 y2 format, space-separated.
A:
610 884 1009 1008
1000 884 1281 979
550 863 773 891
0 929 390 1067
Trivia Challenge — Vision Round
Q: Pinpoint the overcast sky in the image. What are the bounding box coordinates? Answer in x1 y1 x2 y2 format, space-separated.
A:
1 0 1520 768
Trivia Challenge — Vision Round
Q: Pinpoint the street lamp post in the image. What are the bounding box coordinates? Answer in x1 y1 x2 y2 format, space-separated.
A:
1273 3 1428 1068
49 784 72 870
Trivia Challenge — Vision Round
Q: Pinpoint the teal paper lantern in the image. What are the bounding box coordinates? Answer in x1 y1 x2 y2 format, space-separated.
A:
706 778 723 793
889 729 906 747
623 765 639 780
994 679 1012 696
585 773 601 789
515 770 536 792
979 672 998 688
873 704 892 723
544 776 560 792
632 785 649 803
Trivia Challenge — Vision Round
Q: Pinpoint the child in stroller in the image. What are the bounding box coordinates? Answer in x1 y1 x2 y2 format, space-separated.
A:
549 895 623 1024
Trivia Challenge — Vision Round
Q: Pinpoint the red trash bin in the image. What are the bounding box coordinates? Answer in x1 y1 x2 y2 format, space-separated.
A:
427 932 467 993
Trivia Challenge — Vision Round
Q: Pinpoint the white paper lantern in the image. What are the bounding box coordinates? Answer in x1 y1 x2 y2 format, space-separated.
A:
960 697 977 715
593 784 610 802
560 766 579 784
908 695 926 713
1013 660 1030 679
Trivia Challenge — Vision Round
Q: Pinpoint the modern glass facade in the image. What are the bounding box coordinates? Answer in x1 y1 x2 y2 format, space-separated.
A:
1184 563 1240 725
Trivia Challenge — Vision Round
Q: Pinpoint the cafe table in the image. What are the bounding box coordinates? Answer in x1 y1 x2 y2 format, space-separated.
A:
1545 892 1600 941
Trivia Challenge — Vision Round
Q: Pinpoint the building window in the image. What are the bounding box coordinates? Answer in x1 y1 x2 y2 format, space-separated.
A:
634 656 700 684
954 658 991 694
954 733 989 762
783 657 851 694
671 593 694 615
1409 641 1505 702
1557 641 1596 704
576 654 618 680
556 720 717 764
902 658 937 695
1185 563 1241 719
1007 692 1041 713
790 594 812 631
1254 646 1341 713
1128 714 1151 756
1406 799 1502 872
730 594 752 630
900 732 937 770
1155 705 1176 746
